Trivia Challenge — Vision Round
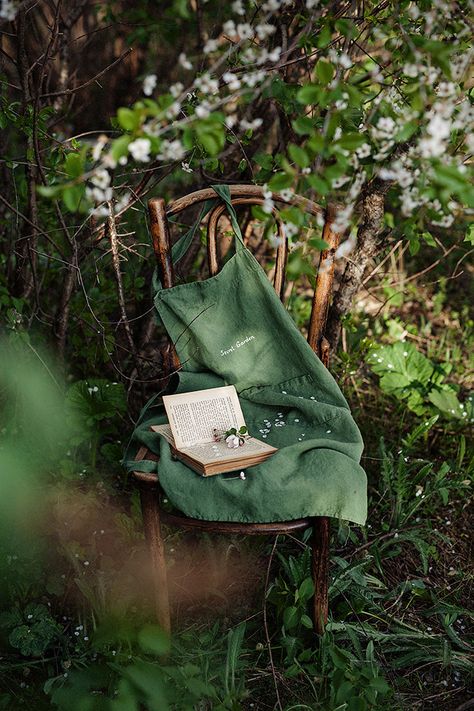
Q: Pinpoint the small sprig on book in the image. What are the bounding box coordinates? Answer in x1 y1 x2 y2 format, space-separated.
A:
213 426 250 449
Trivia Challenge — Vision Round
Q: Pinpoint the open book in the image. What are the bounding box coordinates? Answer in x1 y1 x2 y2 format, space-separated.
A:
151 385 276 476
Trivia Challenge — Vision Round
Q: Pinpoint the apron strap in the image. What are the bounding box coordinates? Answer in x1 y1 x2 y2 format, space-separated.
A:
152 185 247 294
211 184 246 252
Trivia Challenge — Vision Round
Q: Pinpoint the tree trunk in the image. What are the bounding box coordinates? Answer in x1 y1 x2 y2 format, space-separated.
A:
325 191 387 352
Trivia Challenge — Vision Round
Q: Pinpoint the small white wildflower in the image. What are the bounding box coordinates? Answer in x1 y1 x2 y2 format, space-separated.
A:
181 161 193 173
170 82 184 98
237 23 253 40
255 23 276 40
239 471 246 480
158 139 185 162
92 135 107 162
90 169 111 190
195 101 211 118
415 485 423 497
239 117 263 131
222 71 241 91
223 20 237 36
243 71 266 88
226 435 240 449
0 0 17 21
194 72 219 95
143 74 157 96
225 114 238 129
279 188 294 201
356 143 371 159
263 0 281 9
178 52 192 70
232 0 245 15
203 38 219 54
128 138 151 162
283 222 299 239
436 81 456 98
267 46 282 63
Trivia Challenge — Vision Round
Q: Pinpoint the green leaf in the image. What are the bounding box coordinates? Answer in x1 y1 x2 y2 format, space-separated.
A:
117 107 140 131
111 135 132 161
464 224 474 245
137 625 170 656
62 185 86 213
64 152 84 179
316 60 334 85
37 184 63 198
292 116 315 135
297 576 314 602
306 174 329 195
288 144 310 168
296 84 320 104
283 605 300 629
336 133 367 150
268 171 294 191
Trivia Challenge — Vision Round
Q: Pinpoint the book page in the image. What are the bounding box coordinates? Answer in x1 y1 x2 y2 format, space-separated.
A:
151 423 175 446
181 437 276 466
162 385 246 449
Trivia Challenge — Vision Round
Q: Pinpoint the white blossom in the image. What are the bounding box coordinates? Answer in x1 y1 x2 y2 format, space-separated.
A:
356 143 371 159
261 187 274 214
158 139 185 162
225 114 238 129
92 135 107 162
165 101 181 119
231 0 245 15
279 188 294 201
222 72 241 91
255 23 276 40
128 138 151 162
242 71 266 87
0 0 17 20
332 175 350 188
223 20 237 36
194 72 219 95
195 101 211 118
371 116 397 140
86 186 113 204
90 169 111 190
181 161 193 173
143 74 157 96
335 236 356 259
178 52 192 70
226 434 240 448
237 23 254 40
170 82 184 98
263 0 282 9
426 114 451 139
283 221 299 239
240 117 263 131
437 81 456 98
203 38 219 54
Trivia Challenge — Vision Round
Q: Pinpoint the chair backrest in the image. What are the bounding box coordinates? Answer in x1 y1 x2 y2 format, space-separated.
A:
148 185 341 372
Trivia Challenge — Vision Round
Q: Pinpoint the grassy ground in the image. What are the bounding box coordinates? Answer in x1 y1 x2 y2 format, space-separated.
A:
0 241 472 710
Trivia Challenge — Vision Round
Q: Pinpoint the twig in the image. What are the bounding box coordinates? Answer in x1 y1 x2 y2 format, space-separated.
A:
40 48 132 98
106 202 142 377
263 536 283 711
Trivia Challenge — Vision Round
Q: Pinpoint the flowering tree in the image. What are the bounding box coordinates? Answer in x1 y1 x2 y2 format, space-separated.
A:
1 0 472 364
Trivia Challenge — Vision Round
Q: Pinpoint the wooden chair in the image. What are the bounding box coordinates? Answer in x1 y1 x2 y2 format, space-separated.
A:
133 185 341 636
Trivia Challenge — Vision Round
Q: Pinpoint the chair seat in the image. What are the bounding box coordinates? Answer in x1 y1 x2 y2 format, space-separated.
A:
160 509 312 535
132 452 312 535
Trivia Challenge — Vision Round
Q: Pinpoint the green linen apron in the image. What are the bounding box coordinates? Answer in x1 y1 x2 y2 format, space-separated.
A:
125 186 367 526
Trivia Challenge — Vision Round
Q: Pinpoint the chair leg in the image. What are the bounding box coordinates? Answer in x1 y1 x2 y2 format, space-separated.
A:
139 484 171 635
311 516 330 635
